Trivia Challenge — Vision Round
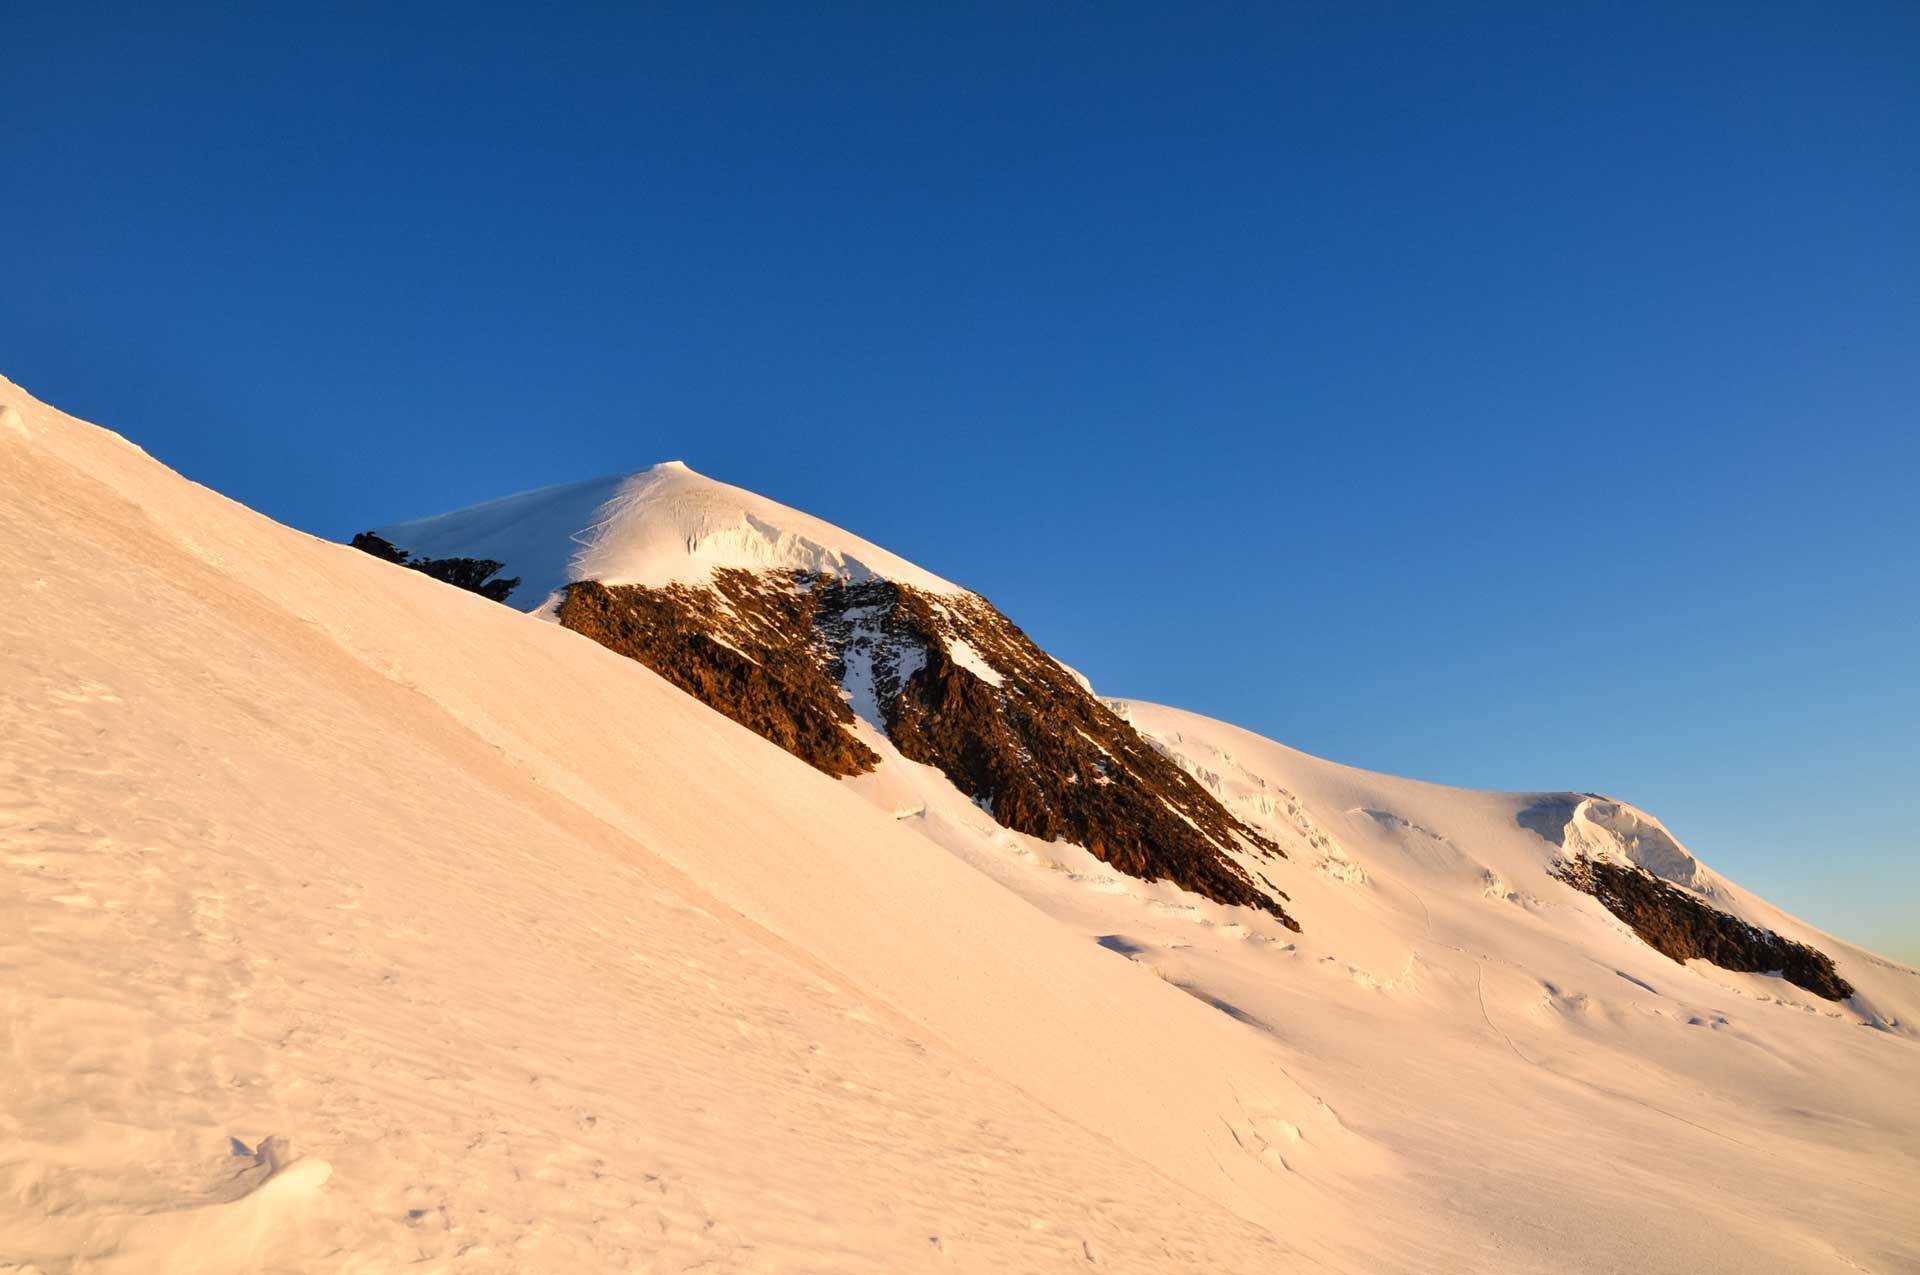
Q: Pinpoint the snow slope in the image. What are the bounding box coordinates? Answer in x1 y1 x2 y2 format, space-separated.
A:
852 695 1920 1273
848 691 1912 1267
4 374 1917 1272
0 379 1362 1271
374 462 964 611
368 424 1919 1270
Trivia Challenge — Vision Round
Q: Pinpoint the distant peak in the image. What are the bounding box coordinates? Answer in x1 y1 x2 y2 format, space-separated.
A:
373 457 967 610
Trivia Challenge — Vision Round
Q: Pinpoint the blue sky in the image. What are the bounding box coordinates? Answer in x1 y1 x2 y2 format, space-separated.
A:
6 3 1915 958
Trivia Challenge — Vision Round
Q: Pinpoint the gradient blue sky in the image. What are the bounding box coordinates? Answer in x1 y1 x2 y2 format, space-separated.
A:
6 3 1915 958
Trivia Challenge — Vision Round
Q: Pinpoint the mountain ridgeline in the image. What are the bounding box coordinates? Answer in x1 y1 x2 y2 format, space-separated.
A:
361 461 1869 976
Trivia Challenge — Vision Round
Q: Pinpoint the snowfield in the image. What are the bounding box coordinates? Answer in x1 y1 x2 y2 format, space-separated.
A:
2 375 1916 1272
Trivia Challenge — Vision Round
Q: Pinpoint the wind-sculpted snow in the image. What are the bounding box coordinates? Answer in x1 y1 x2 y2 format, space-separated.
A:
1521 794 1709 891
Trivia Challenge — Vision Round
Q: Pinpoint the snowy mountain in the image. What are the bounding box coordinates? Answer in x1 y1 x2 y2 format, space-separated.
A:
4 377 1917 1274
376 461 966 609
374 463 1300 925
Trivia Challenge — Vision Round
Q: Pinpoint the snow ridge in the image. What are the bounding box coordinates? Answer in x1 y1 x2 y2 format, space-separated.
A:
376 461 966 611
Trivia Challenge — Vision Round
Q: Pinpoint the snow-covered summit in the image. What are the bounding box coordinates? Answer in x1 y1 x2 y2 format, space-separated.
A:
375 460 966 610
1523 793 1715 893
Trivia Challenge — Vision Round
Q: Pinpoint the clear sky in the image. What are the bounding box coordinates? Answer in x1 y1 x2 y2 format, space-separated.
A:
7 3 1915 959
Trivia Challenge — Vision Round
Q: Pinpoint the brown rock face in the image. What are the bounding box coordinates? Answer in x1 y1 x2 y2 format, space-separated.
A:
553 568 1297 928
556 574 879 778
848 583 1294 926
1555 855 1853 1001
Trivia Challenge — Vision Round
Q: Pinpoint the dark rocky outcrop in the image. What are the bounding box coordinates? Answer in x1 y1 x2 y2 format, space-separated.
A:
1554 855 1853 1001
841 582 1294 926
350 531 411 564
351 532 521 604
552 567 1298 928
556 573 879 778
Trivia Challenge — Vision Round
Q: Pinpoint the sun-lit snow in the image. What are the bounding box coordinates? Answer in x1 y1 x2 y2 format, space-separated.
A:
4 372 1917 1273
0 376 1313 1273
375 460 966 611
852 698 1920 1271
1557 795 1711 891
942 635 1006 687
